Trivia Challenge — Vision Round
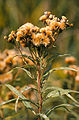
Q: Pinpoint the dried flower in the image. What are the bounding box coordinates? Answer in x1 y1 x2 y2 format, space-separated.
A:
0 61 6 71
5 11 72 49
75 75 79 83
0 73 12 83
64 65 78 77
32 33 42 46
8 31 16 44
39 15 47 21
65 56 76 64
42 35 50 47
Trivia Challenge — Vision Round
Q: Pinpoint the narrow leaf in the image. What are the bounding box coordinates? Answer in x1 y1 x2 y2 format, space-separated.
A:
7 66 32 78
12 54 35 63
38 113 49 120
0 98 38 108
15 97 19 112
67 94 79 104
21 86 37 93
44 87 79 95
46 104 73 116
5 84 34 111
0 98 16 106
43 67 79 78
47 53 70 63
46 90 60 98
43 86 63 93
45 87 79 105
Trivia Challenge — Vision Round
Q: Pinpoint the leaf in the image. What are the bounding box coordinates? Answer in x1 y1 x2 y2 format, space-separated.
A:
0 98 38 109
5 84 35 114
46 104 73 116
43 86 63 92
67 90 79 94
46 90 60 98
45 87 79 104
15 97 19 112
21 86 37 93
12 54 35 63
47 53 70 63
21 86 32 93
67 94 79 104
38 113 50 120
43 67 79 78
0 98 16 106
1 105 15 110
43 86 79 94
7 66 32 79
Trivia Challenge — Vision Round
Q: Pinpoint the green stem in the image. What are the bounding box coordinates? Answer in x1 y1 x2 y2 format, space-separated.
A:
37 65 42 120
15 42 27 65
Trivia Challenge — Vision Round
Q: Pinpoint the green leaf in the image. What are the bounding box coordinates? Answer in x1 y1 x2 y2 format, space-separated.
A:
43 67 79 78
67 90 79 94
7 66 32 78
67 94 79 104
47 53 70 63
46 90 60 98
43 86 63 92
0 98 39 108
15 97 19 112
5 84 35 114
38 113 49 120
0 98 16 106
21 86 33 93
46 104 73 116
12 54 35 63
21 86 37 93
43 86 79 94
45 87 79 105
44 86 79 95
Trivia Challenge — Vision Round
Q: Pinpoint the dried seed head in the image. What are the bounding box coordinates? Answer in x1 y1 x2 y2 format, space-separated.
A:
32 33 42 46
39 15 47 21
42 36 50 47
5 11 73 48
62 16 67 20
75 75 79 83
65 56 76 64
44 11 51 16
49 14 53 19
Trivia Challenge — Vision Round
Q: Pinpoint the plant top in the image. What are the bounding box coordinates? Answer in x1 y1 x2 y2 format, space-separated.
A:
4 11 73 48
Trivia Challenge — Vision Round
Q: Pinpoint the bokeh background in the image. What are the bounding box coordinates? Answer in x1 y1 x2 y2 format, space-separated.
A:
0 0 79 120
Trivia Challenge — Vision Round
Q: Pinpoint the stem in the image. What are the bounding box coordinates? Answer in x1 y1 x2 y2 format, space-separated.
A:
15 42 27 65
71 77 75 90
37 65 42 120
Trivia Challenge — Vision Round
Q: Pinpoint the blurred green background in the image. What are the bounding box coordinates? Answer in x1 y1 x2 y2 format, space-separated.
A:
0 0 79 61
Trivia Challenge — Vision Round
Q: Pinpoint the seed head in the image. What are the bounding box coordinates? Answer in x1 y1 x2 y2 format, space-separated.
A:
5 11 73 49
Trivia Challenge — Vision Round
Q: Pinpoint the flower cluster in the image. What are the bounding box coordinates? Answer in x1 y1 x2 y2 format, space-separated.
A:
4 11 73 48
65 56 76 64
64 56 79 84
0 49 34 83
0 49 36 108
